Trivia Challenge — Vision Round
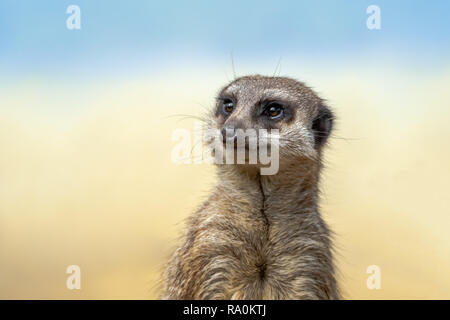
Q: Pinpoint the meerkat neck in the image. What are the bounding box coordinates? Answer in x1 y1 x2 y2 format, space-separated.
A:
216 160 321 215
261 161 321 214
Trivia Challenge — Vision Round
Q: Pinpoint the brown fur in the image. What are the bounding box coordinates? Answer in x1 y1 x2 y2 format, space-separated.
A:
162 75 339 299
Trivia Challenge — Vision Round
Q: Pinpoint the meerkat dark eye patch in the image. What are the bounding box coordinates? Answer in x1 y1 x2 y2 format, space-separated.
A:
263 102 284 119
258 101 292 124
222 99 234 114
216 97 235 117
312 104 334 147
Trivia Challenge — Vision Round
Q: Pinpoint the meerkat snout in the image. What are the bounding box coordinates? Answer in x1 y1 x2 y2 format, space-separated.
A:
221 123 243 143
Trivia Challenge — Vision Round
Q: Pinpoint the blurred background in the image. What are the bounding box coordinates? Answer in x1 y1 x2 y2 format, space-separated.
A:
1 0 449 299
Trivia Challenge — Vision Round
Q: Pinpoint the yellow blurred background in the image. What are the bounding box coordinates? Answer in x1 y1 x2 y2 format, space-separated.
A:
1 64 450 299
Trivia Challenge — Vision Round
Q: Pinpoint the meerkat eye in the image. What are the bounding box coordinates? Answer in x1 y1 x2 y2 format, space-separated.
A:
264 102 284 119
221 99 234 115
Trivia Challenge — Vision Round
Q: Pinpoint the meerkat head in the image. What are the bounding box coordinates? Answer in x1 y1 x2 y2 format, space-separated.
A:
206 75 334 172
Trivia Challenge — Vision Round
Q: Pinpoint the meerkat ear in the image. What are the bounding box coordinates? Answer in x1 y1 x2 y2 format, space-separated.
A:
312 104 334 148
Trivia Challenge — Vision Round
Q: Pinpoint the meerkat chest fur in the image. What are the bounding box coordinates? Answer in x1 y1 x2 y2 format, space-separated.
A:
162 75 339 300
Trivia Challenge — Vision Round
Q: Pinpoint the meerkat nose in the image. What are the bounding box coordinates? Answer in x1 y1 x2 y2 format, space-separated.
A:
221 124 240 143
221 126 237 143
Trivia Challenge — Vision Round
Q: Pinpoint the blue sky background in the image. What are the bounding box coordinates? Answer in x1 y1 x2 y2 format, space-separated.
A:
0 0 449 78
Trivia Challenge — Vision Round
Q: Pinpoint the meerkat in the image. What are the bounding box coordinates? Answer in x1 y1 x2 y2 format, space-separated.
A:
162 75 339 299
